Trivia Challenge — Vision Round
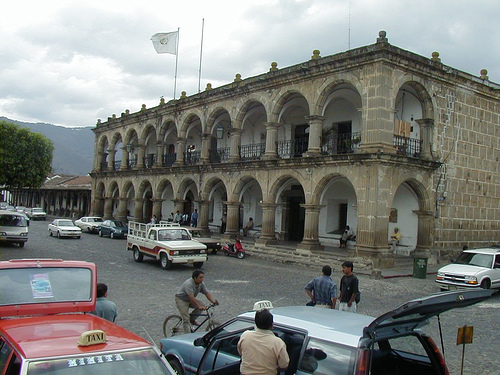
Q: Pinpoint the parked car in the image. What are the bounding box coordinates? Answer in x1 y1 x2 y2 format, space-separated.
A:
48 218 82 238
25 207 47 220
0 258 176 375
436 247 500 290
160 291 492 375
184 227 221 254
98 219 128 238
75 216 103 233
15 206 26 213
0 209 29 247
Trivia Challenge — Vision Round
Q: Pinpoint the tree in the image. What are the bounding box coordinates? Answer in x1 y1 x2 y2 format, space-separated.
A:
0 120 54 189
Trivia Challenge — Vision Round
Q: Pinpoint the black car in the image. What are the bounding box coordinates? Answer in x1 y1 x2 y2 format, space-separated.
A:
98 220 128 239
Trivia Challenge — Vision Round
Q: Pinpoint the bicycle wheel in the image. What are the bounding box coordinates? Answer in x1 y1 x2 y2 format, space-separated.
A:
163 315 183 337
205 319 221 332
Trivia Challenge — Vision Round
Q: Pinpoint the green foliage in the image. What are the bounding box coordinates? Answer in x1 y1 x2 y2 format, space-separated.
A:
0 120 54 189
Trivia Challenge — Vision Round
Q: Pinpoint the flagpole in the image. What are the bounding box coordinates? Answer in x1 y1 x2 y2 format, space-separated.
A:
198 18 205 93
173 27 180 99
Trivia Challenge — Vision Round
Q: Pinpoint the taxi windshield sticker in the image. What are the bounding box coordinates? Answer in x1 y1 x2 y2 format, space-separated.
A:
30 273 54 298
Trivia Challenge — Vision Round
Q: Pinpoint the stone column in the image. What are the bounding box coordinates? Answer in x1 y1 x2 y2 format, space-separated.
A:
413 210 434 258
223 202 241 239
97 151 106 171
135 145 146 169
155 141 165 168
198 200 210 230
228 129 243 163
91 196 103 217
120 146 129 170
116 197 128 222
133 198 144 222
174 138 187 166
305 116 325 157
103 196 113 220
297 204 324 253
416 118 433 159
256 203 278 245
152 198 164 220
263 122 279 160
200 134 211 164
107 149 117 171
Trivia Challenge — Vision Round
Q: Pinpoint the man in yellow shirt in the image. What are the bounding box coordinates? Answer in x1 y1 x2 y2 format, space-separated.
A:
390 227 402 252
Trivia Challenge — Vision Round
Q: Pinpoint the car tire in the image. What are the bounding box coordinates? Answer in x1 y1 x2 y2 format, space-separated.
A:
57 231 61 238
480 279 491 289
193 262 204 269
211 249 218 254
168 358 185 375
110 232 114 239
133 248 144 262
87 227 92 233
99 230 103 237
49 230 53 237
160 253 172 270
19 242 25 248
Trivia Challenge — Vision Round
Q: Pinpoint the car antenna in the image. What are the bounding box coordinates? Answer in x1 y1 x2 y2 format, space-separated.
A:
437 314 445 360
142 327 159 348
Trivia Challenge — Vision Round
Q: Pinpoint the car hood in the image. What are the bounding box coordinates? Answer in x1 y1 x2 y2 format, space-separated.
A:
437 263 486 275
56 225 81 230
363 289 493 340
158 240 207 250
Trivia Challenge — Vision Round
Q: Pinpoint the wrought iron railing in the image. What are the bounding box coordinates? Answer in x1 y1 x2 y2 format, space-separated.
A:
277 138 308 158
127 157 137 169
209 147 230 163
114 161 121 170
100 162 108 171
393 135 421 157
163 153 176 167
321 132 361 155
239 143 265 161
184 150 201 165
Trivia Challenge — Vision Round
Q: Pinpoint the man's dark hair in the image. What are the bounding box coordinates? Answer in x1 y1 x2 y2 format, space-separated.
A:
192 269 205 279
342 261 354 271
321 265 332 276
255 309 273 329
96 283 108 298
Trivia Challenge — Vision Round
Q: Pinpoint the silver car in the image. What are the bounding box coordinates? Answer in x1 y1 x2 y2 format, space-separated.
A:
48 219 82 239
74 216 103 233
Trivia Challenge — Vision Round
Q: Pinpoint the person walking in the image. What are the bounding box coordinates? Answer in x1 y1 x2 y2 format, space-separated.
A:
237 309 289 375
91 283 118 322
191 209 198 227
304 265 337 309
175 270 218 333
338 261 359 313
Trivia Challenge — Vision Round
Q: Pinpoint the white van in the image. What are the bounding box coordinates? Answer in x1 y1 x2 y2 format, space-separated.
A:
0 209 29 247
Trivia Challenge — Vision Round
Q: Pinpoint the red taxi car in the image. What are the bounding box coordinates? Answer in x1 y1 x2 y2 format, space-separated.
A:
0 259 175 375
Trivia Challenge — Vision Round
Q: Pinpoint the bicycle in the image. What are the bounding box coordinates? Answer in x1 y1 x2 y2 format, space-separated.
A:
163 303 220 337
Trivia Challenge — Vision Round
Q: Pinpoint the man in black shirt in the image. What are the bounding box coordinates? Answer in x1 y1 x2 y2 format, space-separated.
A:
338 261 359 313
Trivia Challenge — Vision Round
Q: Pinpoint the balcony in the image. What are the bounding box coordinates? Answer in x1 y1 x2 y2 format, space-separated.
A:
277 138 308 158
239 143 265 161
393 135 421 157
321 132 361 155
209 147 230 163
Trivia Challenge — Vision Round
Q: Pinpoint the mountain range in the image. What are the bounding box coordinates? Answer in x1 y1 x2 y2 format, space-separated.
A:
1 117 95 175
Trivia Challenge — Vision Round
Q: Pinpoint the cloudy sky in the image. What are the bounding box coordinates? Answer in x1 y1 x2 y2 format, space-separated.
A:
1 0 499 128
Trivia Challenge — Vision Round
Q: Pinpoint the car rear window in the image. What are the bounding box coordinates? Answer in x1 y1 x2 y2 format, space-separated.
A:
27 348 169 375
298 337 356 374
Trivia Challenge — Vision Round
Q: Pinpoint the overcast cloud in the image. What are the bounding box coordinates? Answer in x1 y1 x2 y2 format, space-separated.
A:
1 0 498 128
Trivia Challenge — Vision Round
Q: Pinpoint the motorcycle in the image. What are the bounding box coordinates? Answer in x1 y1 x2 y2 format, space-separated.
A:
222 238 245 259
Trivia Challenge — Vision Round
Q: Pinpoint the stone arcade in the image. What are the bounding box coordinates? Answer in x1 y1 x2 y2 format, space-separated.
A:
90 31 499 268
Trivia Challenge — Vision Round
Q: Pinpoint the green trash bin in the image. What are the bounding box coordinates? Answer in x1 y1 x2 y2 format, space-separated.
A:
413 257 428 279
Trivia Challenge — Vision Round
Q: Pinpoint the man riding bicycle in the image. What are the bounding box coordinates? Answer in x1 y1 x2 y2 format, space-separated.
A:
175 270 219 333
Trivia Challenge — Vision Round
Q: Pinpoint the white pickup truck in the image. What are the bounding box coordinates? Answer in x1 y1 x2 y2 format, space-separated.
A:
127 222 207 270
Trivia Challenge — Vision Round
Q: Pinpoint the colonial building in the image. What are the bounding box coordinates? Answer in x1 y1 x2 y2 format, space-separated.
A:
10 174 91 218
90 31 499 268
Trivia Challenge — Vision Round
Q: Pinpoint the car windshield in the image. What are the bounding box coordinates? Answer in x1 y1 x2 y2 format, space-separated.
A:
113 221 125 227
158 229 191 241
27 348 171 375
0 214 27 227
33 208 44 213
455 252 493 268
58 220 75 226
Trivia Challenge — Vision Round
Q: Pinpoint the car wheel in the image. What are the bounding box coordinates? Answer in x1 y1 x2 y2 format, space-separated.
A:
110 232 114 239
160 253 172 270
49 230 53 237
19 242 25 248
99 230 103 237
57 231 61 238
193 262 204 269
480 279 491 289
168 358 185 375
211 249 218 254
87 227 92 233
133 248 144 262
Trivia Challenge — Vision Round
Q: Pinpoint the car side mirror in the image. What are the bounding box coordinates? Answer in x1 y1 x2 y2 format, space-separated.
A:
194 337 205 347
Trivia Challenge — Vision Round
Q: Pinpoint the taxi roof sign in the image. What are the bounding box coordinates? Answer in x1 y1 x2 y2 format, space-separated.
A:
253 300 274 311
77 330 108 346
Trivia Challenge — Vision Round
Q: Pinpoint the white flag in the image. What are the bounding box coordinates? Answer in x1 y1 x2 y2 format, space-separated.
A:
151 31 178 54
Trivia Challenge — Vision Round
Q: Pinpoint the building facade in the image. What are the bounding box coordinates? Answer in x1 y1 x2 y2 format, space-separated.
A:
90 31 499 268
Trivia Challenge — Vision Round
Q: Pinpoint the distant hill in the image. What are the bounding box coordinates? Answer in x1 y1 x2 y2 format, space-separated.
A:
1 117 95 175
